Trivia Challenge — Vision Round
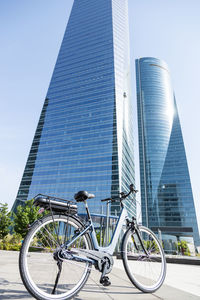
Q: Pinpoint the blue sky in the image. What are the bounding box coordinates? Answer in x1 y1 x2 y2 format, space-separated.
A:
0 0 200 229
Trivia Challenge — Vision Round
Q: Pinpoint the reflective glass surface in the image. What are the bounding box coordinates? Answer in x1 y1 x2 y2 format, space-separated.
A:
136 57 200 246
13 0 135 218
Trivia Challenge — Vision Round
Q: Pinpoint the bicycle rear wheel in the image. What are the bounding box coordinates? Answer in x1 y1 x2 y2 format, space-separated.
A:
19 214 92 300
122 226 166 293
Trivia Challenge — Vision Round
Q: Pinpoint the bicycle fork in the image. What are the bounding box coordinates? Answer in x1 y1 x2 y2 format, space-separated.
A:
131 228 149 256
128 218 149 256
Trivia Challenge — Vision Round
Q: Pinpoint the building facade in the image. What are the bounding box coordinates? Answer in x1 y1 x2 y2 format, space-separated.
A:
12 0 135 217
136 57 200 247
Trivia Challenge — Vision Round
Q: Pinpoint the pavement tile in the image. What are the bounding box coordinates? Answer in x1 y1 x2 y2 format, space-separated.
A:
1 250 200 300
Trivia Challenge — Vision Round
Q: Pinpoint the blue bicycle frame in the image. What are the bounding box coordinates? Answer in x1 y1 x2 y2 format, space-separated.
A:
66 200 128 256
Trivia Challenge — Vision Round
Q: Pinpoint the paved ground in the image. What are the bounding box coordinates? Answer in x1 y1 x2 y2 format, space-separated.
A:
0 250 200 300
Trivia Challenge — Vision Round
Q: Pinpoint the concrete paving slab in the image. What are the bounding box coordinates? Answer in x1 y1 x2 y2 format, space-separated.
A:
114 258 200 298
0 250 200 300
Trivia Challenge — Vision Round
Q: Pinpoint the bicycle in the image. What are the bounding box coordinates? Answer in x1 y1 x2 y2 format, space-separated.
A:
19 184 166 300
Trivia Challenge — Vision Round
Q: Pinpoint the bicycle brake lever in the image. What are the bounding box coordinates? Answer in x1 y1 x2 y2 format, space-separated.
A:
101 198 112 202
129 184 139 194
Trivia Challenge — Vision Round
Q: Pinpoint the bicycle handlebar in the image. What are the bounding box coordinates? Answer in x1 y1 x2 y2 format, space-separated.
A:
101 198 113 202
101 184 138 203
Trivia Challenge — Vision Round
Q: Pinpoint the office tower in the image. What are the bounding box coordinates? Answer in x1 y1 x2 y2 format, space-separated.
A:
136 57 200 246
12 0 135 217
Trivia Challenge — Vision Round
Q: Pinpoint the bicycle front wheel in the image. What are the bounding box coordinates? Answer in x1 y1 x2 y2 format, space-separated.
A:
122 226 166 293
19 214 92 300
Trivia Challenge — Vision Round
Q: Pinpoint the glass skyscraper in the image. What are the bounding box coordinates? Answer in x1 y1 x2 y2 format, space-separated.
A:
136 57 200 246
12 0 135 217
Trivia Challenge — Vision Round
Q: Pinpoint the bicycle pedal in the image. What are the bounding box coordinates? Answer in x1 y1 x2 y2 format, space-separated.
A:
100 276 111 287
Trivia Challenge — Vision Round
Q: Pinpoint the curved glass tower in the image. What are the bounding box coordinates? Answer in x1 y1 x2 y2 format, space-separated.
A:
136 57 200 247
12 0 135 217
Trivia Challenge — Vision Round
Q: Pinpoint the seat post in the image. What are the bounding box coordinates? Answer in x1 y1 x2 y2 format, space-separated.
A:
84 200 92 221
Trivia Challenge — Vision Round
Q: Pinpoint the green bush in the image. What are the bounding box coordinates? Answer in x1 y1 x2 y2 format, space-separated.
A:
0 241 10 250
10 233 22 244
0 241 21 251
0 233 22 251
9 243 21 251
0 242 3 250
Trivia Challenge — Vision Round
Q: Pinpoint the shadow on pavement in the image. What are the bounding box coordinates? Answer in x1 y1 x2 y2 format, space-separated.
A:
0 290 31 299
0 279 143 299
0 278 31 299
73 283 143 299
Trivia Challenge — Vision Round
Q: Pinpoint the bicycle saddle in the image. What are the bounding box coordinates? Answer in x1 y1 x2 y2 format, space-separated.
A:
74 191 95 202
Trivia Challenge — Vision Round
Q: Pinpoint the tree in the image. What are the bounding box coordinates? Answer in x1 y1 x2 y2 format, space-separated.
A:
13 199 40 238
0 203 12 240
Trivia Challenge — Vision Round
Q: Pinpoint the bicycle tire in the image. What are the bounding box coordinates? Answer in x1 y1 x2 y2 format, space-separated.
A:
122 225 166 293
19 214 92 300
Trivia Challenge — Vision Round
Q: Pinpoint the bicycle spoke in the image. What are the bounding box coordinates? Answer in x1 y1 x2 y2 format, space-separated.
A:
36 231 55 251
20 215 91 300
123 226 166 292
43 225 59 247
29 245 55 252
